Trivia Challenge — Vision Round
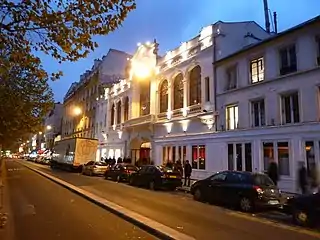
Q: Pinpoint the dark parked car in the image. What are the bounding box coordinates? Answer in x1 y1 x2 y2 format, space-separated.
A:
104 163 138 182
285 192 320 227
129 165 182 190
190 171 281 212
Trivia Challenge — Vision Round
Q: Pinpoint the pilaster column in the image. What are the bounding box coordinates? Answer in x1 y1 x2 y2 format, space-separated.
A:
121 98 125 123
114 102 118 126
183 78 188 108
168 82 172 111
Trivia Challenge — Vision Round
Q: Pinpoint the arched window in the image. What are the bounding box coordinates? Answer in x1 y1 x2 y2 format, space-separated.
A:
124 96 129 121
173 73 184 110
110 103 115 126
189 65 201 105
159 80 168 113
116 100 121 124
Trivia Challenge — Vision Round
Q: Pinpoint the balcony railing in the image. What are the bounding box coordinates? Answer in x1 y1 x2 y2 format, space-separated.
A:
157 112 167 120
189 104 202 114
124 114 155 127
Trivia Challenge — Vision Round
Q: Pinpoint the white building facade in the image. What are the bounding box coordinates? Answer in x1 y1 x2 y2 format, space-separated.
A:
213 16 320 193
103 21 270 168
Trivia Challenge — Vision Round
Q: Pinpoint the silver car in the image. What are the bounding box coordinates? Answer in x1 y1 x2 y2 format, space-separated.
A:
82 161 109 176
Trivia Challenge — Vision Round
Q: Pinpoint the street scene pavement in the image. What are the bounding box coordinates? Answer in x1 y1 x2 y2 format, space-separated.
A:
7 159 319 240
2 160 157 240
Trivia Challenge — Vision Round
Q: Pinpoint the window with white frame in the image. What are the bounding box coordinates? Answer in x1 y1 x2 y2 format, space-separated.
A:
281 92 300 124
279 45 297 75
250 57 264 83
225 65 237 90
226 105 239 130
251 99 265 127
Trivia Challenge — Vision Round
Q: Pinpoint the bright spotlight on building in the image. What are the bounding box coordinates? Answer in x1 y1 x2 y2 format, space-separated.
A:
73 107 82 116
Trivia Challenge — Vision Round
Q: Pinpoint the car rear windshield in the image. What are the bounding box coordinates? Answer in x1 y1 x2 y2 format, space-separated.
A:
95 162 108 166
157 166 179 173
254 174 274 186
124 165 137 170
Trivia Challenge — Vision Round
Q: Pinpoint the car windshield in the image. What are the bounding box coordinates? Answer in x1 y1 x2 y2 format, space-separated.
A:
254 174 274 186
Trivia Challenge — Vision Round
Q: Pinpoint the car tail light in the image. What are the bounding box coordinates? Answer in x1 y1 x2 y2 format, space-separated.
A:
253 185 263 194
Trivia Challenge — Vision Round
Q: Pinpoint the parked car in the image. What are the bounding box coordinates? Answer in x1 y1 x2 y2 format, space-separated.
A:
284 192 320 227
104 163 138 182
129 165 182 190
82 161 109 176
190 171 282 212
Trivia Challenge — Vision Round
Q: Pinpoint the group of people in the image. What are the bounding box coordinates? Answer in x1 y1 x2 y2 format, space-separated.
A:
267 160 320 194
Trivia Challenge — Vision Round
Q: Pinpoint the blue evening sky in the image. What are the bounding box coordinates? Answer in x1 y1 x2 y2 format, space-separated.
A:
44 0 320 102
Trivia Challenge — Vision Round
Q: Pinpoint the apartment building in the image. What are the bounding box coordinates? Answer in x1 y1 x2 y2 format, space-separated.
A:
214 16 320 193
62 49 130 140
44 102 63 149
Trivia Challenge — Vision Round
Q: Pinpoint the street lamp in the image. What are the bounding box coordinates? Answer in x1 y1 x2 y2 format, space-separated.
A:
46 125 52 130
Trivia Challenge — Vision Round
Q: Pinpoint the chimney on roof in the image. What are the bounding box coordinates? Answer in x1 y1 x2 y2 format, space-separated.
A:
273 11 278 34
263 0 271 33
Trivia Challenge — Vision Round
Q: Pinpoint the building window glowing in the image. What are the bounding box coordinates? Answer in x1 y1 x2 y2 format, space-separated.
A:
173 73 184 110
192 145 206 170
110 103 115 126
116 100 121 124
226 105 239 130
140 80 151 116
124 96 129 121
159 80 169 113
250 57 264 83
189 65 201 105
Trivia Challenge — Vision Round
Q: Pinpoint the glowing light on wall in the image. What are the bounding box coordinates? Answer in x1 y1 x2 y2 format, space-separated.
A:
112 124 116 131
164 122 173 134
180 120 190 132
118 131 123 139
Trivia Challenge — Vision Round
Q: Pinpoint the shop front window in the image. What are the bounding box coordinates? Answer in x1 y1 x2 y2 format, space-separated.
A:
192 145 206 169
263 142 274 172
192 146 198 169
228 144 234 170
236 143 242 171
245 143 252 172
305 141 316 176
278 142 290 176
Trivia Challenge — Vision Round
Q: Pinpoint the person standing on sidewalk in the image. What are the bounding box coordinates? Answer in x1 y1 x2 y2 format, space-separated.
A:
298 162 308 194
267 159 279 186
184 160 192 187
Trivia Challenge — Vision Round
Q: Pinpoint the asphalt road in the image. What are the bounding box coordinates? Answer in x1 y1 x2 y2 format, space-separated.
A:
19 160 320 240
3 160 157 240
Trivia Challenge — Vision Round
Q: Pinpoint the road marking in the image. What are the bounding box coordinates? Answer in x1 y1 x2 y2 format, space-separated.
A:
18 161 195 240
227 211 320 238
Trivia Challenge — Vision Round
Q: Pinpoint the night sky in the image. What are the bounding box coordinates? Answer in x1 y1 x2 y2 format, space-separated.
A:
42 0 320 102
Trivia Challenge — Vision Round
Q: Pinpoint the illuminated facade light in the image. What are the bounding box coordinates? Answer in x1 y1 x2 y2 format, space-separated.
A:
166 110 173 120
112 124 116 131
118 131 123 139
180 120 190 132
164 122 173 134
181 107 189 117
73 107 82 116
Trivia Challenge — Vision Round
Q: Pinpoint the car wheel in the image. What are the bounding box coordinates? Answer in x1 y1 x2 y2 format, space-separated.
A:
293 209 312 227
240 197 253 212
81 168 86 175
149 181 155 190
193 188 202 201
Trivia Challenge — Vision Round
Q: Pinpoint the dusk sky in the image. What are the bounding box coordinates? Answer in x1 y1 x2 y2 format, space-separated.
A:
44 0 320 102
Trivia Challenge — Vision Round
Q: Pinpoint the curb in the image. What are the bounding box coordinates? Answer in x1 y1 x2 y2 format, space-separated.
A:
18 161 195 240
